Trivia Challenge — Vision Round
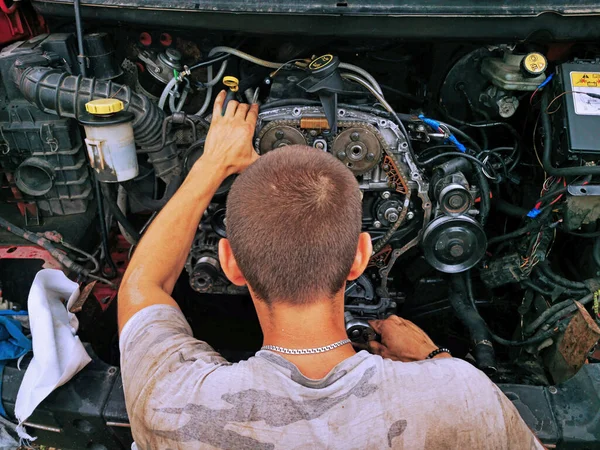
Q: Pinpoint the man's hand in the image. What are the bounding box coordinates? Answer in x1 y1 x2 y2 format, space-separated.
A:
367 315 450 362
197 90 259 178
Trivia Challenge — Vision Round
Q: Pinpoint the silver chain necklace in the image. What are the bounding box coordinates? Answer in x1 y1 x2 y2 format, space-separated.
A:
261 338 352 355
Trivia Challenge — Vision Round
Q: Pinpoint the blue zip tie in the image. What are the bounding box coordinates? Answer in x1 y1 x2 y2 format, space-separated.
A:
537 73 554 90
418 114 466 153
527 208 542 218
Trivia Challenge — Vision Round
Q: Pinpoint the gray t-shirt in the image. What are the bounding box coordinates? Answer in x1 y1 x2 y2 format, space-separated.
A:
120 305 543 450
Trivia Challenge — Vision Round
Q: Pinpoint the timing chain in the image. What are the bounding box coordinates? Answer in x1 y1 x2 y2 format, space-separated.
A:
373 143 412 253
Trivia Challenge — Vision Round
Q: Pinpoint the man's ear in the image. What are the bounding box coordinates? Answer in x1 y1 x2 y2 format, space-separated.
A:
218 239 247 286
347 232 373 281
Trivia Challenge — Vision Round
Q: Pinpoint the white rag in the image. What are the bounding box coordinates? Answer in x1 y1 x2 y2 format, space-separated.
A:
14 269 92 441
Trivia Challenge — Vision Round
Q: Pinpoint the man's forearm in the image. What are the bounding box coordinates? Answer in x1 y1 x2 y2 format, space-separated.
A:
118 159 227 332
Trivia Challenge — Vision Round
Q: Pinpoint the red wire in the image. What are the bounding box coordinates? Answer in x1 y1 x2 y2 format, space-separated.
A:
530 88 540 105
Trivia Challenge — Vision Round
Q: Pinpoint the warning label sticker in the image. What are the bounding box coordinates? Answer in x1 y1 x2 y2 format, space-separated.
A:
570 71 600 115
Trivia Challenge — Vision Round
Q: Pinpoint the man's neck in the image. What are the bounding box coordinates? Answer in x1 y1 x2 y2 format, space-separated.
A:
254 292 355 379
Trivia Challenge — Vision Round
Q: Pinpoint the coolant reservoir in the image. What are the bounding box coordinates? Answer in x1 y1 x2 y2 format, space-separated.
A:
79 98 138 182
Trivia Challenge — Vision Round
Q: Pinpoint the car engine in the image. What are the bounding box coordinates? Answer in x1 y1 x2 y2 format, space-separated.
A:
0 2 599 446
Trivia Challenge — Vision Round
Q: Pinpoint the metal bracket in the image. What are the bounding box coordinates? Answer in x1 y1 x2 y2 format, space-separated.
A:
568 185 600 196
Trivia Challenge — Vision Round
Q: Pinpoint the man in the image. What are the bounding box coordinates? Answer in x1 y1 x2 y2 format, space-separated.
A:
118 91 544 449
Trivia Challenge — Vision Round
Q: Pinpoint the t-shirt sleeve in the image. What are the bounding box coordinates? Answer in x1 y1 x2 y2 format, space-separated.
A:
459 362 546 450
491 383 546 449
119 304 228 438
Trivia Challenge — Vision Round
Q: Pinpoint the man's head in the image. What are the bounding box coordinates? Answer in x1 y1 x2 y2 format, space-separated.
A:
219 145 372 305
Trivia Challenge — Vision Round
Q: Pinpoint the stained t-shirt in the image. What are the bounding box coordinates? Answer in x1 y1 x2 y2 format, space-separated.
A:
119 305 544 450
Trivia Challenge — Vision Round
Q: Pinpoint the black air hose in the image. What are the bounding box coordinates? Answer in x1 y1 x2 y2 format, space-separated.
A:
12 65 183 208
449 274 497 374
13 66 164 147
537 263 589 291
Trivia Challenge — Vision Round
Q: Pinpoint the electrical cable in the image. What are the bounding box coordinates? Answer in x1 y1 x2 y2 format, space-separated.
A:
0 215 115 287
416 152 488 171
341 72 418 165
93 173 118 276
188 52 229 71
59 240 100 274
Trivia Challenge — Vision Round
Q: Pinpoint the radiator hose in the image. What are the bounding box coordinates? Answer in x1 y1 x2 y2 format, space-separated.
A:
448 274 497 374
11 65 182 209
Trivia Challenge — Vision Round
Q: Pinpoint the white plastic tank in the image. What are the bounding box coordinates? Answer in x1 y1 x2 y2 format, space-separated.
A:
79 98 139 182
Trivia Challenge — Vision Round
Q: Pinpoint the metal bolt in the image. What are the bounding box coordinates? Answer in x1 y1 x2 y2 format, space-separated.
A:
406 212 415 220
351 329 361 337
373 221 382 229
350 132 360 141
449 244 464 257
382 164 390 171
315 141 325 150
309 130 318 136
154 66 161 73
417 125 426 132
381 191 391 199
275 130 284 139
366 152 375 161
549 386 558 394
385 210 399 223
337 151 346 160
449 194 465 208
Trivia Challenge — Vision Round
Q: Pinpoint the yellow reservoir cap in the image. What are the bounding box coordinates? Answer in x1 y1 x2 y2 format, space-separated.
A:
522 53 547 76
85 98 124 115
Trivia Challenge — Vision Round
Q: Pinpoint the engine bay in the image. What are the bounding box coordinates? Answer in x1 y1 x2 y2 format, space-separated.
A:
0 8 600 445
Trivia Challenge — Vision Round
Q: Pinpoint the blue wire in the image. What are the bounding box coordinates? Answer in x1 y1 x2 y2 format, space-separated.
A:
537 73 554 90
418 114 466 153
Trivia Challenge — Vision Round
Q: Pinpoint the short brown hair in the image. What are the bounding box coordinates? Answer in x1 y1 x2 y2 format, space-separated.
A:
226 145 362 305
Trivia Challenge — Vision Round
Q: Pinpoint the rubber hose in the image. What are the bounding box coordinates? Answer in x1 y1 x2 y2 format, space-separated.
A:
524 295 593 335
593 237 600 271
487 221 540 247
490 326 563 347
532 270 589 297
449 274 497 374
521 279 554 296
158 77 178 110
100 184 140 244
537 263 588 290
122 171 184 211
116 185 138 246
474 164 490 226
540 293 594 333
495 199 529 218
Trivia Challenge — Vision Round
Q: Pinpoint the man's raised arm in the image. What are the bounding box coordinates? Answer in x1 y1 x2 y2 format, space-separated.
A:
117 91 259 333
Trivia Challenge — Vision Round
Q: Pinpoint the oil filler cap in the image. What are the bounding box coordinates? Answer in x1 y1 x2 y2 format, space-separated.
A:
85 98 124 115
521 52 547 77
